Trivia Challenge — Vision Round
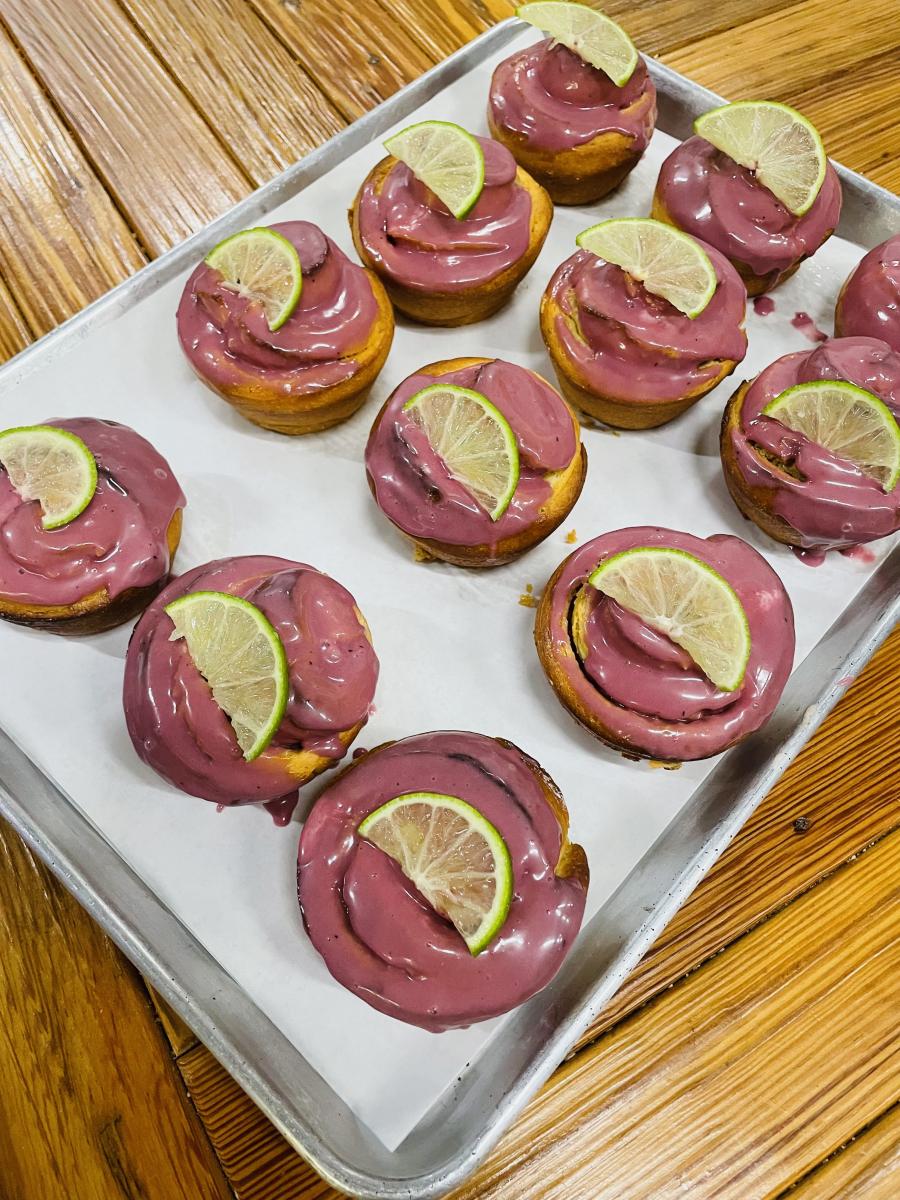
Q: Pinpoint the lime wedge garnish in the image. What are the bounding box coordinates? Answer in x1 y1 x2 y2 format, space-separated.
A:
576 218 717 318
516 2 638 87
403 384 519 520
0 425 98 530
384 121 485 219
205 227 302 331
694 100 827 217
358 792 513 955
588 547 751 691
763 381 900 492
165 591 289 761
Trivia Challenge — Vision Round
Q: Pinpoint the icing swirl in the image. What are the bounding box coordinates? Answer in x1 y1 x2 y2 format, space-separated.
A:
297 731 588 1031
176 221 381 396
835 234 900 353
655 135 842 280
365 359 579 548
543 244 747 402
0 418 184 608
123 555 378 807
728 336 900 552
354 137 533 292
489 39 656 153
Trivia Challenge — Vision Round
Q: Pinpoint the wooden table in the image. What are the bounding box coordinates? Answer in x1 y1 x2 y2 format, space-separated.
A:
0 2 898 1197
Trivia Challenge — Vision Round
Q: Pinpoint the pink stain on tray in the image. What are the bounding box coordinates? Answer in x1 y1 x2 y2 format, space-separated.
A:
791 311 828 342
840 544 876 564
753 296 776 316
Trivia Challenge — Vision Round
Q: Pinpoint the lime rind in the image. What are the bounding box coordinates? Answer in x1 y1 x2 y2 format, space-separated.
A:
576 217 717 318
384 120 486 219
694 100 827 217
763 380 900 492
205 227 302 331
165 590 289 762
403 383 520 521
358 791 513 955
588 546 751 692
0 424 98 530
516 2 638 87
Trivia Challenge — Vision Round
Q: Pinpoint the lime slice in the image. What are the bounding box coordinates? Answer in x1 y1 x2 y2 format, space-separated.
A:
694 100 827 217
0 424 97 530
205 227 302 331
516 2 638 87
763 381 900 492
384 121 485 219
403 384 520 520
588 547 751 691
358 792 513 955
165 591 289 761
576 218 717 318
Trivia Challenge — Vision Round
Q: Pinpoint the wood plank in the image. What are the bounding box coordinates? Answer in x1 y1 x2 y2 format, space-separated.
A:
0 825 233 1200
0 0 250 255
0 275 32 362
576 627 900 1048
148 988 200 1059
450 831 900 1200
247 0 434 121
0 28 145 336
791 1104 900 1199
118 0 344 185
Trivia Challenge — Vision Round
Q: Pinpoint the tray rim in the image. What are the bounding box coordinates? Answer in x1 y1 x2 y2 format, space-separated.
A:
0 16 898 1199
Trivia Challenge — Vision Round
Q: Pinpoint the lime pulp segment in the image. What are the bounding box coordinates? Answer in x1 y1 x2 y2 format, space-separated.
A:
205 227 302 331
358 791 513 955
165 591 289 761
588 547 751 692
516 2 638 87
384 121 486 219
0 424 98 530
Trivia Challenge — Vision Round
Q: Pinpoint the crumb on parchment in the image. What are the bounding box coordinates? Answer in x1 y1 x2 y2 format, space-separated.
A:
648 759 682 771
518 582 539 608
565 528 577 544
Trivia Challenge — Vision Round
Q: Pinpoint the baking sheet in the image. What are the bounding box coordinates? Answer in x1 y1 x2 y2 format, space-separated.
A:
0 25 891 1152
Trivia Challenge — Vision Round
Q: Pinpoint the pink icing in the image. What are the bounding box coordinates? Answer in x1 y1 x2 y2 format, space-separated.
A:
123 556 378 807
544 244 747 403
656 135 842 282
545 527 795 760
0 418 184 608
176 221 381 396
297 730 587 1031
729 336 900 553
354 137 533 292
488 39 656 154
753 296 776 316
836 234 900 352
791 311 828 343
365 359 577 548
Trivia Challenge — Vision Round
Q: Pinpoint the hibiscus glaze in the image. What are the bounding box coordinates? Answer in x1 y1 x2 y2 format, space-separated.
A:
0 418 184 608
655 136 842 284
835 234 900 352
176 221 381 397
543 528 794 760
727 337 900 553
366 359 578 549
488 40 656 153
354 137 533 292
123 556 378 808
297 731 587 1031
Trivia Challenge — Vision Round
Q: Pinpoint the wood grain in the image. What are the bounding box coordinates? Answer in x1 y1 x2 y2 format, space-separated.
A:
0 276 32 362
0 27 145 336
0 0 250 254
0 825 233 1200
791 1104 900 1199
449 831 900 1200
117 0 344 185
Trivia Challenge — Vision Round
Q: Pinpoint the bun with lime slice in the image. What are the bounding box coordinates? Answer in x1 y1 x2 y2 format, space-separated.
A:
652 101 842 296
123 556 378 811
488 6 656 204
177 221 393 434
365 357 587 566
721 337 900 562
350 124 552 325
0 418 184 635
297 730 588 1031
535 527 794 761
540 219 748 429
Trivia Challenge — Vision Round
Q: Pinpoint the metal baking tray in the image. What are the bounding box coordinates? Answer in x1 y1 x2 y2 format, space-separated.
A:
0 16 897 1199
